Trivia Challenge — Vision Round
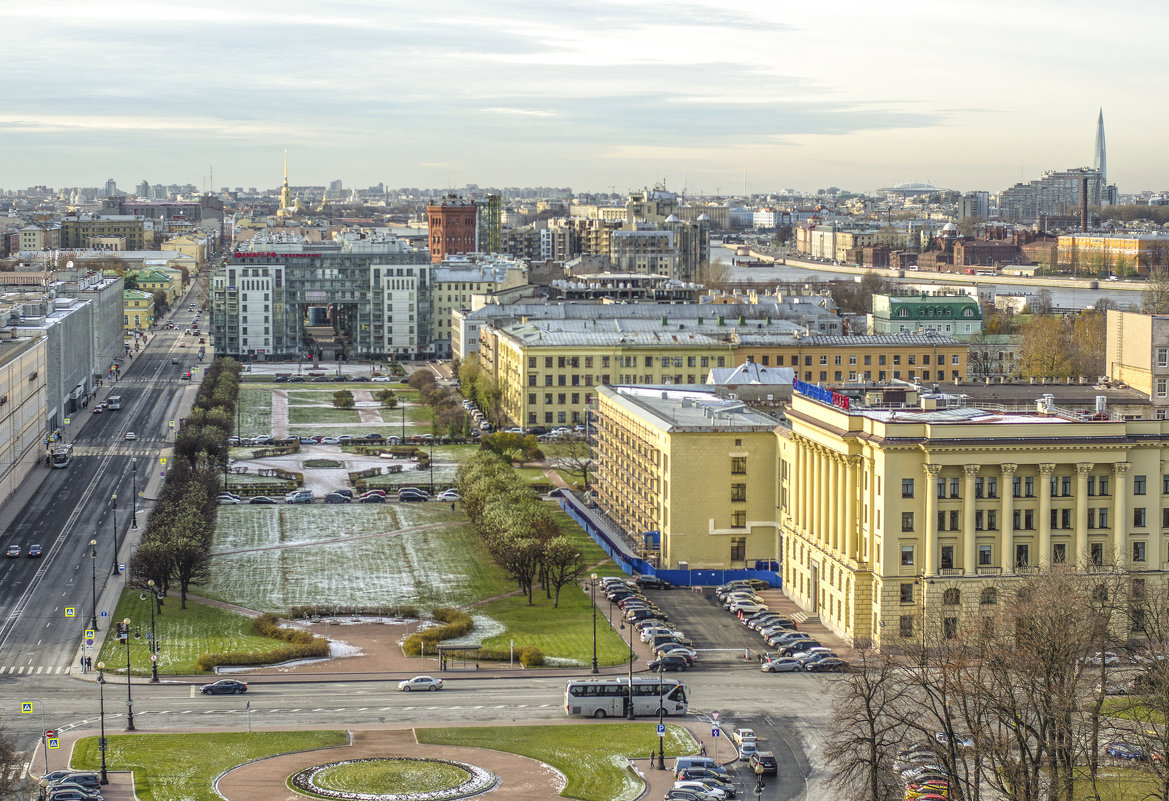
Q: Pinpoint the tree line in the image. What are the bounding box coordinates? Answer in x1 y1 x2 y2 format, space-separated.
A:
456 451 586 607
826 567 1169 801
128 357 241 608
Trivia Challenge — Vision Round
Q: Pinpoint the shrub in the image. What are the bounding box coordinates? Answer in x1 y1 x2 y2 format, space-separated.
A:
402 607 474 656
472 645 546 667
286 604 420 620
195 640 329 672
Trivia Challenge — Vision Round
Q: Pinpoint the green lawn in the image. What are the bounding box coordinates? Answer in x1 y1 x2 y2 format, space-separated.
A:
416 723 697 801
202 505 515 613
361 445 475 489
1102 697 1165 724
477 588 633 667
95 595 288 676
237 388 271 438
513 466 554 487
287 405 363 424
70 731 347 801
1074 767 1164 800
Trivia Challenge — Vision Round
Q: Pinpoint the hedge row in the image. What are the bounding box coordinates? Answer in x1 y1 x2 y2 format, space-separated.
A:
403 607 473 655
287 604 422 619
195 613 329 672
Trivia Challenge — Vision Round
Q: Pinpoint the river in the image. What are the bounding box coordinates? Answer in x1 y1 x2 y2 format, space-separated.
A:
711 246 1143 310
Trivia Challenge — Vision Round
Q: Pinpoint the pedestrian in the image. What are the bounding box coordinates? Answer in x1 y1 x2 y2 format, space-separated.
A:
86 656 92 671
699 742 707 756
79 656 86 674
450 502 456 512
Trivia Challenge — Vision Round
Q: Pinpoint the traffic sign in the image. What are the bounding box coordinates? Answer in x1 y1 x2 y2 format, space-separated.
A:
85 640 94 647
711 711 720 721
45 729 56 738
21 702 32 714
64 608 75 618
47 738 59 750
657 723 665 736
712 727 720 737
168 420 175 428
84 630 95 640
64 418 70 425
150 654 157 663
100 610 108 618
118 563 125 572
160 457 167 465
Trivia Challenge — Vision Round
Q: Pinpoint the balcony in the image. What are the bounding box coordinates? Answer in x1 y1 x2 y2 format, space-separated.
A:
938 568 964 577
976 566 1003 576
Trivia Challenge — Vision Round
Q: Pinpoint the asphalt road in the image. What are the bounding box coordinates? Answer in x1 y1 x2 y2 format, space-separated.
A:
0 307 203 679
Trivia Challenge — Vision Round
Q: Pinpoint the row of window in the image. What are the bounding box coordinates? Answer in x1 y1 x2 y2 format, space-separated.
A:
901 474 1134 499
528 392 594 407
801 370 961 383
529 355 728 370
899 540 1154 571
901 505 1160 532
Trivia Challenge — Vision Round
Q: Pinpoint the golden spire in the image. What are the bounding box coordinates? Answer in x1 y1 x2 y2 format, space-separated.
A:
279 149 293 215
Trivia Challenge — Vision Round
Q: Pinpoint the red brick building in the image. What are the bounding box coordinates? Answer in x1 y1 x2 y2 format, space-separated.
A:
427 195 477 264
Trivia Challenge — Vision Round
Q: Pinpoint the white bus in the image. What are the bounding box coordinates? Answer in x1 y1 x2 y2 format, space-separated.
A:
49 443 74 469
564 676 689 718
107 396 122 410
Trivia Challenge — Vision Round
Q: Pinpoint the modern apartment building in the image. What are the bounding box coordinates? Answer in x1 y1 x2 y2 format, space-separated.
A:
595 386 780 569
0 334 48 510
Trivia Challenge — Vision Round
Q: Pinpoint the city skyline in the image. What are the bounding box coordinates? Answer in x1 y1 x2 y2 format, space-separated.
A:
7 0 1165 195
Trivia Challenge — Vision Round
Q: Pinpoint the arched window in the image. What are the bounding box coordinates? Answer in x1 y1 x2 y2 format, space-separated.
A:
980 587 997 605
963 308 975 317
897 308 910 318
943 588 961 606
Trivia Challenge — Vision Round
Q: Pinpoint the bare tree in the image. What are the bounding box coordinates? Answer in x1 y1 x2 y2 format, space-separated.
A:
1144 266 1169 314
824 642 908 801
546 434 594 489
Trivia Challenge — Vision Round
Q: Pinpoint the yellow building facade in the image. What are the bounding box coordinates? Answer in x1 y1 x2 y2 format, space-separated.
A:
1057 234 1169 272
736 334 968 384
481 324 733 427
595 386 780 569
1106 309 1169 414
0 335 48 510
123 290 154 331
778 390 1169 648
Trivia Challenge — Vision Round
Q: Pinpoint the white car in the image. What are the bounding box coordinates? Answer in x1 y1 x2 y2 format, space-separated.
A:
731 727 757 746
673 781 727 800
738 740 758 761
216 494 241 504
437 490 460 501
397 675 444 692
371 376 394 382
124 431 136 440
1086 651 1121 666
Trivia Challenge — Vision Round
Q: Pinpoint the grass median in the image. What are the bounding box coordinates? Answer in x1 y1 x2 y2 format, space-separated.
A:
70 730 347 801
417 723 697 801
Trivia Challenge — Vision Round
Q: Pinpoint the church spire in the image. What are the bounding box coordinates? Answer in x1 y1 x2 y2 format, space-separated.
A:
1094 108 1107 186
279 149 293 215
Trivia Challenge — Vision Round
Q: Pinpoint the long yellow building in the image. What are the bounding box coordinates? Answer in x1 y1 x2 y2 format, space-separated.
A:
736 333 967 384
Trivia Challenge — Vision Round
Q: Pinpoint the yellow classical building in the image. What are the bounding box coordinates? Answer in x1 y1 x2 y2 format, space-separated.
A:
736 333 968 384
480 322 733 427
1058 234 1169 272
1106 309 1169 415
123 290 154 331
778 388 1169 648
594 386 780 569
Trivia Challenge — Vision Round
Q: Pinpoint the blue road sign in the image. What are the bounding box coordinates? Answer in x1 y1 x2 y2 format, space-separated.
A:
657 723 666 736
712 728 720 737
100 610 108 618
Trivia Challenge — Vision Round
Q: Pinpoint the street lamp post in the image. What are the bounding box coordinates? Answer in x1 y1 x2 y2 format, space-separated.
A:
590 573 599 674
619 619 634 719
96 663 109 785
400 403 405 442
110 494 120 575
120 618 135 731
145 580 161 682
657 660 665 769
89 538 99 631
130 458 138 530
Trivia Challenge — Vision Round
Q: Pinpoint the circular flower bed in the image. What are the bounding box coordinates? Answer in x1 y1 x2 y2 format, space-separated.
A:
289 757 498 801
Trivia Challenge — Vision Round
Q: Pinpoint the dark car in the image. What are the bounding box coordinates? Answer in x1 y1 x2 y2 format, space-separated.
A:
363 433 384 441
634 575 672 590
779 640 821 657
527 426 548 435
248 496 277 505
1105 741 1148 760
398 491 428 502
200 679 248 695
288 376 306 383
750 751 778 775
333 488 354 498
311 376 329 383
274 376 288 383
330 375 347 382
806 657 848 672
358 493 386 503
324 492 352 504
27 544 42 558
646 655 689 672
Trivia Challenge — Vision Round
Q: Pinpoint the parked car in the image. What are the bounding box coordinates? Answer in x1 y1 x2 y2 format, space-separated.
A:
217 493 242 504
806 657 848 672
248 496 277 505
437 489 460 501
778 640 822 658
1087 651 1121 666
731 728 757 746
358 493 387 503
672 781 728 800
750 751 778 775
634 575 672 590
1105 741 1148 761
398 490 428 502
200 679 248 695
761 657 803 673
324 492 352 504
398 675 444 692
646 655 690 672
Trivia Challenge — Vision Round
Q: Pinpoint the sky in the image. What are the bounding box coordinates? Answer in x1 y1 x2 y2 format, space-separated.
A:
6 0 1167 196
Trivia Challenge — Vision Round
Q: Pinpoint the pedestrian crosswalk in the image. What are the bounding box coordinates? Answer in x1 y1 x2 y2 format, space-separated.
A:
0 665 71 675
73 442 166 457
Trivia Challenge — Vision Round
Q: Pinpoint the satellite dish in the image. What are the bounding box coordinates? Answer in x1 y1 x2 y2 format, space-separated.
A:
66 261 74 270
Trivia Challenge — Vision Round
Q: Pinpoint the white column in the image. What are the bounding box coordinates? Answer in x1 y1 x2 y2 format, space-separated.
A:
1075 463 1092 570
1039 464 1055 568
963 464 980 576
923 464 941 577
1113 462 1130 568
1001 464 1017 573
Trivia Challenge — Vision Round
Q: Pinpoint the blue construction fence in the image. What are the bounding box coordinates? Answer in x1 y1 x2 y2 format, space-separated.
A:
554 490 782 589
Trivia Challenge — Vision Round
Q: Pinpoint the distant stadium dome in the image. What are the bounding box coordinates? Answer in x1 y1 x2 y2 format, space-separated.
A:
879 182 946 196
